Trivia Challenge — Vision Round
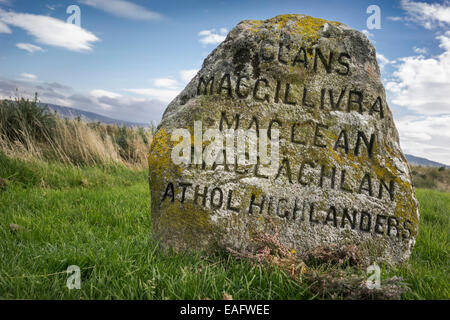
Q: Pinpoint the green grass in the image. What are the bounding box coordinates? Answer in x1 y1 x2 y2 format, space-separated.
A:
388 189 450 299
0 153 448 299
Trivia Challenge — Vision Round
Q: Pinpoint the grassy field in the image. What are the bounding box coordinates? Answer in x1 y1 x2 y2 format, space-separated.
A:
0 98 448 299
0 153 448 300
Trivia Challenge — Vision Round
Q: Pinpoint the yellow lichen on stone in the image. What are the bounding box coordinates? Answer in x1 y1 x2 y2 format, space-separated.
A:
246 14 341 45
148 128 184 176
157 200 218 250
149 13 419 264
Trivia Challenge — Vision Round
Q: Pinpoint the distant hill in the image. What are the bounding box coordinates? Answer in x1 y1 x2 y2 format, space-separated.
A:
2 100 449 167
40 103 150 127
405 154 449 168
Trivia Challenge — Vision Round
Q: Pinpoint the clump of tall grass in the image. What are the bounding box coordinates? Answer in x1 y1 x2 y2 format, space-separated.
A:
0 94 152 168
411 165 450 192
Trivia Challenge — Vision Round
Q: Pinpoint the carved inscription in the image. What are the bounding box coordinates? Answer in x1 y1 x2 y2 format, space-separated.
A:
160 181 412 240
163 39 401 232
150 15 419 262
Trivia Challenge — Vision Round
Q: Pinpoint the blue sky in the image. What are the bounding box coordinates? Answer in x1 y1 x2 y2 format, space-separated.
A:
0 0 449 164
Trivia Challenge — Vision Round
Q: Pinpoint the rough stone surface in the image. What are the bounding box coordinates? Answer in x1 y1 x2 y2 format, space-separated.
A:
148 14 419 265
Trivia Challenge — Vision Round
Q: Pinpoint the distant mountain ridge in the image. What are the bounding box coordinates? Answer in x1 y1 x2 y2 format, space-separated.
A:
405 154 449 168
50 101 447 168
40 103 150 127
3 100 447 167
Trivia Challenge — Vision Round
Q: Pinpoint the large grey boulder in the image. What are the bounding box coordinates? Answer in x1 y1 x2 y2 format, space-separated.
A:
148 14 419 265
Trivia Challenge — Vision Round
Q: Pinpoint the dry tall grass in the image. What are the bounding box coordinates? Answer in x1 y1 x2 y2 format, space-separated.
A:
0 96 153 168
411 165 450 192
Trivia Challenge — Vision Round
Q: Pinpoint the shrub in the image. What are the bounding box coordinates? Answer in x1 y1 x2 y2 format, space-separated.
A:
410 165 450 192
0 93 152 168
0 93 56 144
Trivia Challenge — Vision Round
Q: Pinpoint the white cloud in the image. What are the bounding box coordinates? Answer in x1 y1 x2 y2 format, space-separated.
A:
180 69 198 83
90 89 122 99
386 31 450 115
0 20 10 33
0 77 167 124
127 70 202 102
396 115 450 165
413 46 428 54
399 0 450 29
198 28 227 45
361 29 375 43
0 9 99 52
124 69 201 103
19 73 37 81
16 43 45 53
89 89 124 110
376 53 394 71
387 16 404 22
79 0 162 21
125 88 180 103
153 78 179 89
385 29 450 164
45 4 63 11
